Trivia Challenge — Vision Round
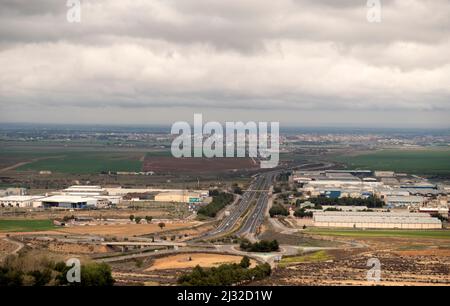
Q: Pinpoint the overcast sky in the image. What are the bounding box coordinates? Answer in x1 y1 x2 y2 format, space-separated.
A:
0 0 449 128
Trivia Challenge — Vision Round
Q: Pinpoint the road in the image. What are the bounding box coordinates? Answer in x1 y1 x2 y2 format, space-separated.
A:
235 172 277 241
200 171 278 241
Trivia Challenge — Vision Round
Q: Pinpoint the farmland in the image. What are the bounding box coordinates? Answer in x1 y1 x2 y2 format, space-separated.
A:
15 151 143 174
334 148 450 175
0 219 55 233
143 156 259 174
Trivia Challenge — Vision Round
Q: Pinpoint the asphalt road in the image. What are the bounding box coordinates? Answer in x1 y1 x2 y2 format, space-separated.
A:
201 171 278 240
235 171 277 240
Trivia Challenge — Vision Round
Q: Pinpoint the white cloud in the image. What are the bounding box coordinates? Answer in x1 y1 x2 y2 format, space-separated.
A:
0 0 449 127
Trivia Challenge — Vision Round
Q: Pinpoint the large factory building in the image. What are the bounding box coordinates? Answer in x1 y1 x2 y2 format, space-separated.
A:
313 211 442 229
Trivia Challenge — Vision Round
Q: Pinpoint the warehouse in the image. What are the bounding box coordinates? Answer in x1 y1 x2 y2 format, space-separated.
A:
0 195 45 208
313 211 442 229
39 195 99 209
385 195 424 207
63 185 108 196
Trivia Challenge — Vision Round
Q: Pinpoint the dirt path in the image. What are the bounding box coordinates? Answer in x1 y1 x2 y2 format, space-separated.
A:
0 156 65 173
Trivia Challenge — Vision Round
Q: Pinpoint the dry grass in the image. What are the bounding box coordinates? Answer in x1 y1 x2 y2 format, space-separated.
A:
146 253 256 271
58 222 197 237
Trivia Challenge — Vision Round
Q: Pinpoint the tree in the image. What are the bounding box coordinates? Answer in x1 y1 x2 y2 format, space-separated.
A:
240 256 251 269
145 216 153 222
269 204 289 217
129 215 135 221
158 222 166 230
134 216 142 224
79 263 115 286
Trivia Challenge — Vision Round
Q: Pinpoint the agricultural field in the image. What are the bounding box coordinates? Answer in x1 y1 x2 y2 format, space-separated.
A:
306 228 450 239
0 219 55 233
15 152 143 174
143 156 259 174
278 250 332 267
334 148 450 175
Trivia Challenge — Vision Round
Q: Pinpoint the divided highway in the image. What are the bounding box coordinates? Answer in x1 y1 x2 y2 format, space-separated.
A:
202 171 278 240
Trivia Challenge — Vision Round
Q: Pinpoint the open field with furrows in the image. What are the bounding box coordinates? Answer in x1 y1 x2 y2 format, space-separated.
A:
333 148 450 175
15 152 143 174
253 235 450 286
143 156 259 174
56 222 200 237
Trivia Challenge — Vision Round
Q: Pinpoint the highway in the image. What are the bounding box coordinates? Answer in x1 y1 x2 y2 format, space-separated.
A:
201 171 277 240
235 172 277 240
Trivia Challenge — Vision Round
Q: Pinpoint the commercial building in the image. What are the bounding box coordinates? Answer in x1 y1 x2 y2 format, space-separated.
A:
313 211 442 229
62 185 108 196
0 195 45 208
0 188 27 197
39 195 99 209
385 195 424 208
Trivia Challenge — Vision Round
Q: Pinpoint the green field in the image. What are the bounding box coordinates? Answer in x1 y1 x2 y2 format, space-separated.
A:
279 250 331 267
0 219 56 232
307 228 450 239
14 152 143 174
334 148 450 175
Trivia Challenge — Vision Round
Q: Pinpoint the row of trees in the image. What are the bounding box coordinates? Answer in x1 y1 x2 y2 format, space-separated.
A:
129 215 153 224
239 239 279 252
0 254 114 286
197 191 234 218
178 257 271 286
297 196 384 208
293 208 313 218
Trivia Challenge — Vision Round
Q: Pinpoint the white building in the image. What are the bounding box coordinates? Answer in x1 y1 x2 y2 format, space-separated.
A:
63 185 108 196
0 195 45 208
313 211 442 229
385 195 424 207
39 195 99 209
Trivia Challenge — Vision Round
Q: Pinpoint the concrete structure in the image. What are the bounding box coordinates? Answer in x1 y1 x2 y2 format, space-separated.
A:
385 195 424 208
0 188 26 197
418 207 449 217
105 187 208 197
313 211 442 229
0 195 45 208
374 171 395 177
39 195 99 209
154 191 203 203
321 205 369 212
63 185 108 196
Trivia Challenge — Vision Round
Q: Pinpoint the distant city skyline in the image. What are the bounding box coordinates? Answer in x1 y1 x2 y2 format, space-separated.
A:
1 0 449 128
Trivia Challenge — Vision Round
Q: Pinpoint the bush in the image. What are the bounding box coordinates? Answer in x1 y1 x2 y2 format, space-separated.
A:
0 254 115 286
269 204 289 217
240 239 279 252
177 261 271 286
294 208 313 218
198 192 234 218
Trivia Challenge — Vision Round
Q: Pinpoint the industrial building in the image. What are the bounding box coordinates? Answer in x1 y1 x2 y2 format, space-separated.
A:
62 185 108 196
0 188 27 197
384 195 424 208
313 211 442 229
39 195 102 209
0 195 45 208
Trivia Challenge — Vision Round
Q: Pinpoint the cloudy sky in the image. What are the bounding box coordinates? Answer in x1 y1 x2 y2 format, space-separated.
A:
0 0 449 128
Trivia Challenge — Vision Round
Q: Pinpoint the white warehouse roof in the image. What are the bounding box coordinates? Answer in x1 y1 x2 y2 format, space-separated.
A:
313 211 441 224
